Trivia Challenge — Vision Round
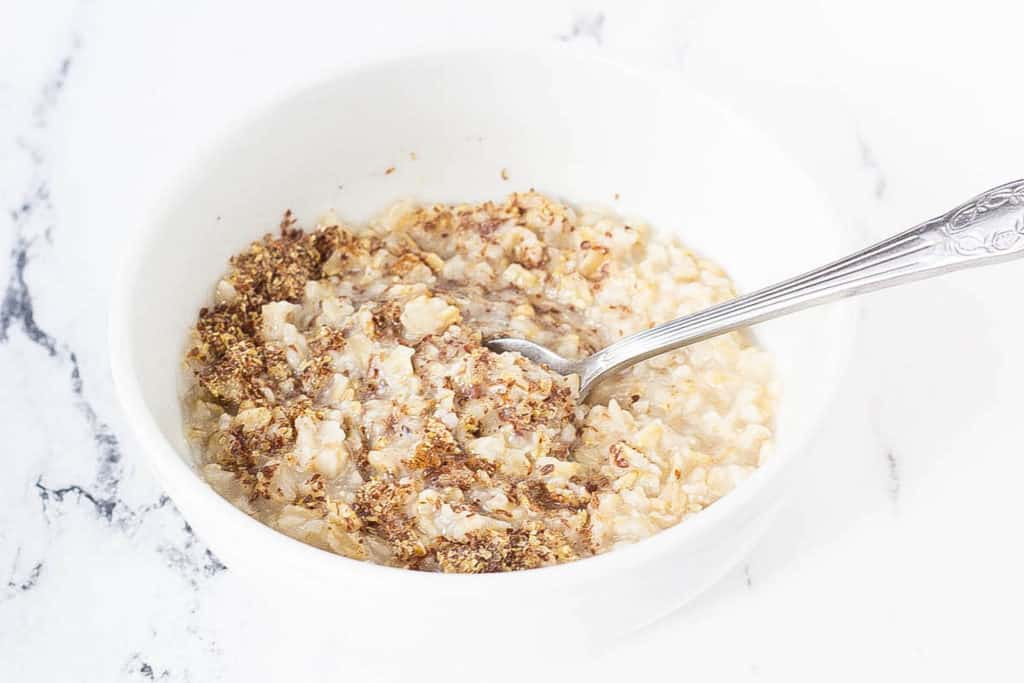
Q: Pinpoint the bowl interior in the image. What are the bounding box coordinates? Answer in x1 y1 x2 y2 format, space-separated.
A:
114 49 854 577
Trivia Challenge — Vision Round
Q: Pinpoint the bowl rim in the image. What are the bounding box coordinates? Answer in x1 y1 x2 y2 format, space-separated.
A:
108 44 860 587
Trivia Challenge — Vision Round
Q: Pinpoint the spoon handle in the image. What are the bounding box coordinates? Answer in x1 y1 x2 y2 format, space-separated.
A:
581 179 1024 391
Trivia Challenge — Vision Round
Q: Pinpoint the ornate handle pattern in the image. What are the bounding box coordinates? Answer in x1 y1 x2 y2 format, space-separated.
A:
578 179 1024 395
941 179 1024 257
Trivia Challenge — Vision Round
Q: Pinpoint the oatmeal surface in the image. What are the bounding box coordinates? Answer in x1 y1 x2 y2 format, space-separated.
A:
183 192 776 572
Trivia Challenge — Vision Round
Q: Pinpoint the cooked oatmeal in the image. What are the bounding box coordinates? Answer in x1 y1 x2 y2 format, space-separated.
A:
183 192 776 572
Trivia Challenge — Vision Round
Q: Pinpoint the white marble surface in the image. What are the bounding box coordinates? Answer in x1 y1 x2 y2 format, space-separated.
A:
3 1 1024 680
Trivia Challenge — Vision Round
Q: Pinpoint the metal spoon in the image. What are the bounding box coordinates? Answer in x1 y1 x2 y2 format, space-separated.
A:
487 179 1024 398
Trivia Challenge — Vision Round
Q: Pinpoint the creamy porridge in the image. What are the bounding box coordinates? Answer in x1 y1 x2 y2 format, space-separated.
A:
183 192 776 572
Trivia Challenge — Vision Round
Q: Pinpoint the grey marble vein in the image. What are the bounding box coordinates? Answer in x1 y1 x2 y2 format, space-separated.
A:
11 562 44 593
33 50 76 127
35 478 116 521
125 653 171 681
3 548 44 601
871 405 901 505
69 351 123 498
857 132 888 200
157 521 227 589
557 11 605 45
885 449 901 504
0 237 58 355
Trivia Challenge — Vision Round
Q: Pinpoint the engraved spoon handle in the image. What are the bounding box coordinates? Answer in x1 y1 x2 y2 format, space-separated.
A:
579 179 1024 394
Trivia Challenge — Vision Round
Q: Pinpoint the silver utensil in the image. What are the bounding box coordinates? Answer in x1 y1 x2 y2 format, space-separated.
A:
487 179 1024 398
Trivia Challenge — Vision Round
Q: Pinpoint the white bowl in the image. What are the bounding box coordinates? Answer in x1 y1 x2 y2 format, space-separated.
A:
110 48 855 645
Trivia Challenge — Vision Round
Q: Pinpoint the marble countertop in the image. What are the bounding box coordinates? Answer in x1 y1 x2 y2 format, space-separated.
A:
4 1 1023 680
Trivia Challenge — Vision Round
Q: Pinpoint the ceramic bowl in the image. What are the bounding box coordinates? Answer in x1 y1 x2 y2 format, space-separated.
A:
110 48 855 646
